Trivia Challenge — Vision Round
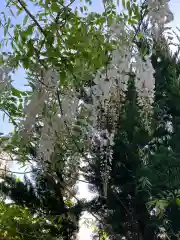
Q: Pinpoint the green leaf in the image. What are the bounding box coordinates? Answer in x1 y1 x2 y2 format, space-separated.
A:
80 6 84 13
22 57 29 69
2 113 5 121
156 199 169 210
128 18 138 25
176 198 180 206
11 87 21 97
23 15 28 26
46 33 54 45
24 25 34 37
17 7 23 16
4 18 10 37
126 1 132 17
27 40 34 57
122 0 126 8
66 200 73 207
60 71 66 85
51 3 60 12
15 178 20 183
137 32 143 40
9 8 15 17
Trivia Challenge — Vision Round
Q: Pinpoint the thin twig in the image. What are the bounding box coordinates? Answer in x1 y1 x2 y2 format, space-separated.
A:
0 168 33 174
17 0 45 36
55 0 76 23
1 109 18 127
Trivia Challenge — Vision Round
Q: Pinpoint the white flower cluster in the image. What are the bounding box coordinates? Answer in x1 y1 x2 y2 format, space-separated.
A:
21 69 58 137
22 90 48 134
134 55 155 101
0 65 12 92
87 45 131 131
21 68 80 163
43 69 59 89
147 0 173 38
60 91 79 123
37 119 56 162
131 54 155 131
87 21 155 135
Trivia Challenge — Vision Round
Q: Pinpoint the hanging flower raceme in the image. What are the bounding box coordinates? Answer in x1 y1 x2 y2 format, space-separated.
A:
37 119 55 162
20 69 59 137
134 55 155 101
43 69 59 89
60 90 79 124
132 54 155 131
86 20 132 132
20 67 81 163
0 65 12 92
22 90 48 133
147 0 173 38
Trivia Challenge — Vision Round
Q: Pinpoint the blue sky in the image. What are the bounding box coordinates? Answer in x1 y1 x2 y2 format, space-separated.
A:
0 0 180 135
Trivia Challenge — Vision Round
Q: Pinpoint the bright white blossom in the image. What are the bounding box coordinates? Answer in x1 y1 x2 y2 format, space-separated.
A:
134 55 155 100
0 65 12 92
60 92 79 123
43 69 59 89
37 120 55 162
147 0 173 38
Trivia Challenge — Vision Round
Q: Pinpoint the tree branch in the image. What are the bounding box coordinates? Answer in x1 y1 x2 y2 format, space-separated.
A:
17 0 45 36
